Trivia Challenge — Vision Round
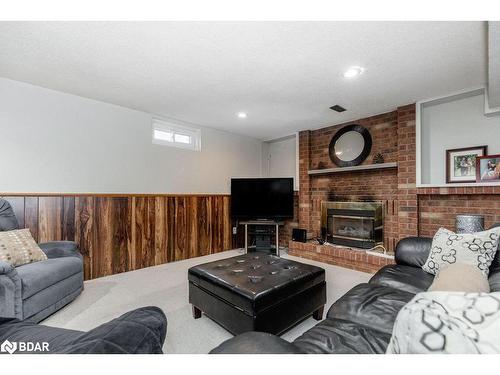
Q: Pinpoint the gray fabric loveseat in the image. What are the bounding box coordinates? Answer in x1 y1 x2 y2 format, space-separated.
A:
0 198 84 322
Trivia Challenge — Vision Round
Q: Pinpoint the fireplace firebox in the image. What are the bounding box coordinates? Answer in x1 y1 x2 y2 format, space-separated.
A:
321 201 383 249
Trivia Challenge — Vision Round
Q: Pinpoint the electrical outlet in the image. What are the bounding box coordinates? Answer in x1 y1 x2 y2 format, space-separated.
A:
232 227 237 235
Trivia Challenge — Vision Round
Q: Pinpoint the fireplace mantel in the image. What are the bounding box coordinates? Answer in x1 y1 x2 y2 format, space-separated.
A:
308 162 398 175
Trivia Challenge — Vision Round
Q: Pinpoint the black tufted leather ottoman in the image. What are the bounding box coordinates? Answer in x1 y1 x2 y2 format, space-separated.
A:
188 253 326 335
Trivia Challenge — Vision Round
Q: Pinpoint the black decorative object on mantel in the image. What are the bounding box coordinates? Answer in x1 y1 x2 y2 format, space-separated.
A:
328 124 372 167
455 214 485 233
373 153 385 164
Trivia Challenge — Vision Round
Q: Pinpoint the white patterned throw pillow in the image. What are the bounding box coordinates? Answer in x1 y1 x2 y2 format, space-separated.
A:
387 291 500 354
422 227 500 277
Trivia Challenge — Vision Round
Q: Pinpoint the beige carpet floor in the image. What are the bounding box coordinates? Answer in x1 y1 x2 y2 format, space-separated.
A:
42 249 371 353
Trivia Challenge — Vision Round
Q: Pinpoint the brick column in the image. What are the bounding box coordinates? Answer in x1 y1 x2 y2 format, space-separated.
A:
298 130 312 233
396 104 418 239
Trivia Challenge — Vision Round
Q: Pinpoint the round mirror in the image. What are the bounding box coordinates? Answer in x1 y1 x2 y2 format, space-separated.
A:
328 124 372 167
334 131 365 161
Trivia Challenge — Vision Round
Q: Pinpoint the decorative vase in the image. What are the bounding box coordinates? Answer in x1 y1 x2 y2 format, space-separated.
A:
455 214 485 233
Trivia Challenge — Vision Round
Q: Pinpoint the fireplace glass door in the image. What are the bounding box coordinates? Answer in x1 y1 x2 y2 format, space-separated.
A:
321 202 383 249
328 215 374 241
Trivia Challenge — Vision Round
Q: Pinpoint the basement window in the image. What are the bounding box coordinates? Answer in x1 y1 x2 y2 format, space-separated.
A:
152 118 201 151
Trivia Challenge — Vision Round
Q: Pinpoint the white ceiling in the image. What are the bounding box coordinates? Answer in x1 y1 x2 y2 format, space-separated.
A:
0 21 487 140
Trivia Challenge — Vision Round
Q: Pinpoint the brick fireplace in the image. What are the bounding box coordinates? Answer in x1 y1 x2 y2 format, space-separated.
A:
321 201 383 249
286 104 500 273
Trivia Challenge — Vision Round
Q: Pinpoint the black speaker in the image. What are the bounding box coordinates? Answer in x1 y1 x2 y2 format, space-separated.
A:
292 228 307 243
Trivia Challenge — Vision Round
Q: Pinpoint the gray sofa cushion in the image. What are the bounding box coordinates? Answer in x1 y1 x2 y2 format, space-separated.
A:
39 241 81 259
0 306 167 354
0 261 22 318
59 306 167 354
0 199 19 231
23 273 83 320
17 257 83 299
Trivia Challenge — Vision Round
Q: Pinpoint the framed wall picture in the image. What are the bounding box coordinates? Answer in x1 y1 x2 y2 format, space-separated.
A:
446 145 487 183
476 154 500 183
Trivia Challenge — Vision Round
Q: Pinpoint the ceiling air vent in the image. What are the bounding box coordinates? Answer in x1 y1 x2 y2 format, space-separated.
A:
330 105 346 113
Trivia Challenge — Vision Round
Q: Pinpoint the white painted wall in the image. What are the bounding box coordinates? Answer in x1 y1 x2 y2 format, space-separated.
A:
262 135 298 189
421 91 500 184
0 78 262 193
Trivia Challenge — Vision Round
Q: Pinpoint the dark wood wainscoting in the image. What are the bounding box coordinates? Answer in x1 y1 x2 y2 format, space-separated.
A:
1 194 232 280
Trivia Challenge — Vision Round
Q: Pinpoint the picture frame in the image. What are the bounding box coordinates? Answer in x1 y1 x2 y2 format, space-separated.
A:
476 154 500 183
446 145 487 183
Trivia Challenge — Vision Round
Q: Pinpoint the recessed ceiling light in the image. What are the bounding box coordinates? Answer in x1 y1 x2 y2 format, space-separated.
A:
237 112 247 118
343 66 365 78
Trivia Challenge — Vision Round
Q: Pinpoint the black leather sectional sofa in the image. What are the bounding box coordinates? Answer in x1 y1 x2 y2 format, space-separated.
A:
211 232 500 354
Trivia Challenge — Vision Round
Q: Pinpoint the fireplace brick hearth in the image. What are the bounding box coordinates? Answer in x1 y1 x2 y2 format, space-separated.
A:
284 103 500 273
288 241 394 274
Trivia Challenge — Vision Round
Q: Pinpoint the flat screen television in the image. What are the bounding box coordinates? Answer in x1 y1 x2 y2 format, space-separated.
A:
231 178 294 220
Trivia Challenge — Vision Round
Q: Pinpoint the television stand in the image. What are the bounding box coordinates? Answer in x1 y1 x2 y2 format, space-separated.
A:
240 220 284 256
